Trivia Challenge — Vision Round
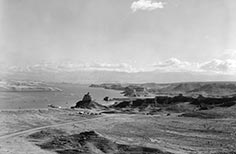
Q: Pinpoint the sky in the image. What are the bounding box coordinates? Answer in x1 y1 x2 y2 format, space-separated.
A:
1 0 236 77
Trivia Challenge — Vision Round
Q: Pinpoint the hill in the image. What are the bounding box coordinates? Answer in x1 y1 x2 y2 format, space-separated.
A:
0 80 62 92
91 81 236 97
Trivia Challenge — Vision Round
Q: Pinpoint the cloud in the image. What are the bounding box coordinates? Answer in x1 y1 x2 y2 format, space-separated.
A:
79 63 138 72
218 49 236 60
5 50 236 75
153 58 198 72
153 56 236 74
154 58 189 67
199 49 236 74
200 59 236 74
8 61 139 73
131 0 165 12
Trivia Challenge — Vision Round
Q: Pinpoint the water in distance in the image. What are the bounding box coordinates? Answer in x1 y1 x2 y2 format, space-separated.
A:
0 83 124 109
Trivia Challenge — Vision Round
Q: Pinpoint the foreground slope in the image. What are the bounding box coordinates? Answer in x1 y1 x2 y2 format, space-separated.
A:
0 104 236 154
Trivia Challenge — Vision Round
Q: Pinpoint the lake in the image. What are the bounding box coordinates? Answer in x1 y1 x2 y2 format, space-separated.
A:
0 83 124 109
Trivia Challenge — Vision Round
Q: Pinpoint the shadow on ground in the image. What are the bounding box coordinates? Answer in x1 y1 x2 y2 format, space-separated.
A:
28 129 172 154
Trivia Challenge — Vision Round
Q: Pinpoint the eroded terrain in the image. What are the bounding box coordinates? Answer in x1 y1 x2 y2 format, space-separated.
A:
0 106 236 154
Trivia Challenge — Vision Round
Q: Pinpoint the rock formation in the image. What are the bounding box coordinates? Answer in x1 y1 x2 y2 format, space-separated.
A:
111 95 236 110
103 96 109 101
72 92 107 109
82 92 92 102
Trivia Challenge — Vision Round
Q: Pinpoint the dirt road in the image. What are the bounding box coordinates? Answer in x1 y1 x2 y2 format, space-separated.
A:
0 114 112 140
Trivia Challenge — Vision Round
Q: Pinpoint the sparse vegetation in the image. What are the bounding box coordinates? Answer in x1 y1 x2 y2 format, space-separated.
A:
30 130 173 154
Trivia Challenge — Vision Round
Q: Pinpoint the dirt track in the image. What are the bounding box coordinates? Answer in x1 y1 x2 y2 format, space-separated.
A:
0 115 109 140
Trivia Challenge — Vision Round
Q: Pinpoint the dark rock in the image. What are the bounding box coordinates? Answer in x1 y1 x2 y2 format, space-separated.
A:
103 96 109 101
110 95 236 111
73 92 107 109
35 130 173 154
82 92 92 102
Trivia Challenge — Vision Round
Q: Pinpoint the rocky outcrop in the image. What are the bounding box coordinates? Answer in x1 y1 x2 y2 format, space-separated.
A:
122 87 137 97
111 95 236 110
82 92 92 102
103 96 109 101
121 86 149 97
72 93 107 109
34 130 169 154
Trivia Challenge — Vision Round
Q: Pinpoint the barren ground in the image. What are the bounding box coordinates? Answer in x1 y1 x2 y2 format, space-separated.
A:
0 107 236 154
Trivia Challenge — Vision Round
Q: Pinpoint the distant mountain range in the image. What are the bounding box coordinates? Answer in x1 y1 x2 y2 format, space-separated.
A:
2 66 236 84
1 65 236 97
